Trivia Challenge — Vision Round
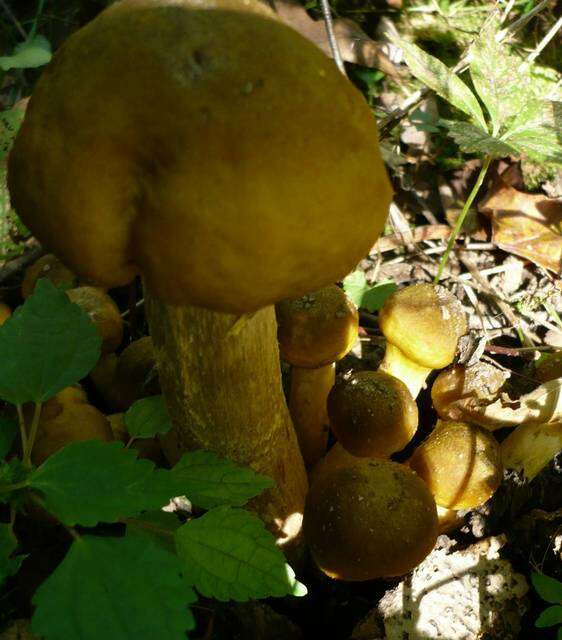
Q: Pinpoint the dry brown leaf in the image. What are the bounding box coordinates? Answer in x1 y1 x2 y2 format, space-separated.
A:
460 378 562 431
271 0 401 77
479 177 562 274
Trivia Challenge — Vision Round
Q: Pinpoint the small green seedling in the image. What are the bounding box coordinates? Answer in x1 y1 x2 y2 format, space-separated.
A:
393 13 562 280
532 572 562 640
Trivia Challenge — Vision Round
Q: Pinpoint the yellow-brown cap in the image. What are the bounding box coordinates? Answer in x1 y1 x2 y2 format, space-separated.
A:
328 370 418 457
8 0 392 314
379 284 467 370
277 285 359 368
408 420 502 510
304 458 438 581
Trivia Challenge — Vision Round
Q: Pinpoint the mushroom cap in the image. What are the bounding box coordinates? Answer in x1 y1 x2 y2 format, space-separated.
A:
66 286 123 353
408 420 502 510
31 387 113 465
114 336 160 410
328 370 418 457
21 253 77 299
8 0 392 314
304 458 438 581
276 285 359 368
378 284 467 370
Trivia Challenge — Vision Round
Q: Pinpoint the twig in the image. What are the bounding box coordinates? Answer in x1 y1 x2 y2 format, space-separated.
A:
318 0 346 75
0 0 27 39
520 14 562 70
0 243 42 285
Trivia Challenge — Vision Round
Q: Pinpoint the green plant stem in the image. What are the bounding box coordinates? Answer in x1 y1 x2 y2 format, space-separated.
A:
22 401 42 468
435 155 492 283
28 0 46 40
16 404 28 453
0 480 29 493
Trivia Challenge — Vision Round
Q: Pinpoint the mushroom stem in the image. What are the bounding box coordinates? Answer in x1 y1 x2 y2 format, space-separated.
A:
289 363 335 468
379 342 432 399
144 290 308 553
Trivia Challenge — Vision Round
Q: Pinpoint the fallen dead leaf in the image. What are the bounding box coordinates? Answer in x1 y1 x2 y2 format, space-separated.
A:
461 378 562 431
271 0 401 77
479 176 562 274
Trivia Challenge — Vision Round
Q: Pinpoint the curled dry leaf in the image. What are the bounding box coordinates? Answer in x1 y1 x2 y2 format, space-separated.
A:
479 176 562 275
271 0 401 77
461 378 562 431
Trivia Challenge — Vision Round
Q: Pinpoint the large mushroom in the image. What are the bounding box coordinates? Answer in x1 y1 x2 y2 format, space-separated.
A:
7 0 392 546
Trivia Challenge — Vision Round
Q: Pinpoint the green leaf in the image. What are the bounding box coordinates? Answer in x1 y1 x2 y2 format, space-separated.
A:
0 105 25 161
171 450 273 509
396 38 486 129
0 279 102 404
126 510 181 554
442 120 518 157
342 271 396 312
532 572 562 604
502 100 562 164
175 506 307 601
124 395 172 440
0 35 52 71
536 605 562 628
0 523 24 587
0 415 18 459
32 535 196 640
29 440 180 526
469 17 531 135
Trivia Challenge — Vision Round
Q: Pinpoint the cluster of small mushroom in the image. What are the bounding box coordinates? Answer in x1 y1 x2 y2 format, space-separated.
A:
1 254 163 466
278 282 506 582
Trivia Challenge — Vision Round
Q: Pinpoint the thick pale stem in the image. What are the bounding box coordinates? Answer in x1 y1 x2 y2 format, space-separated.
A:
289 363 335 468
379 343 431 399
144 290 308 553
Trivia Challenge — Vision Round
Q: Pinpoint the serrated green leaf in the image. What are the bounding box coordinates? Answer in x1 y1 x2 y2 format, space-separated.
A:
124 395 172 440
0 35 52 71
536 605 562 628
532 572 562 604
0 415 17 459
32 534 196 640
29 440 181 526
0 523 24 587
171 450 273 509
442 120 518 157
396 38 486 129
175 506 306 601
342 271 396 312
0 279 102 404
502 100 562 165
470 17 531 135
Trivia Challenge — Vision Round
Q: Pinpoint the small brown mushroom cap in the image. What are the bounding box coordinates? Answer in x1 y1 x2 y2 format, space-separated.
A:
114 336 160 410
66 286 123 353
8 0 392 313
0 302 11 326
21 253 77 298
328 370 418 457
379 284 467 370
31 387 113 465
276 285 359 368
304 458 438 581
431 363 508 422
408 420 502 510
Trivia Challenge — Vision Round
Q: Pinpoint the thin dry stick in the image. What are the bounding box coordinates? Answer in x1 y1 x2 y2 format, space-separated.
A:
318 0 346 75
520 14 562 70
0 0 27 39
